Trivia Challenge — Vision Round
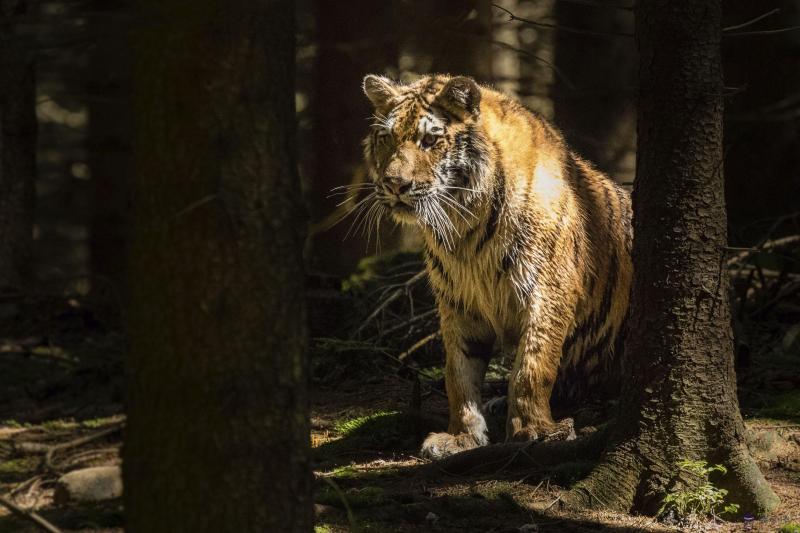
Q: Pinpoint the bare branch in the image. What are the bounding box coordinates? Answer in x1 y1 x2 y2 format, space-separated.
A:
723 8 780 32
0 496 63 533
726 25 800 37
492 3 633 38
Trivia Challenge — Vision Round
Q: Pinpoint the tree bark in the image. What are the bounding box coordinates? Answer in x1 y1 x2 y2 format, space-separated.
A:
563 0 779 517
0 0 36 289
125 1 311 531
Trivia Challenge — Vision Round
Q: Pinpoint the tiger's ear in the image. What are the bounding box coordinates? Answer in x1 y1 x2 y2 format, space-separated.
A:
363 75 399 110
439 76 481 117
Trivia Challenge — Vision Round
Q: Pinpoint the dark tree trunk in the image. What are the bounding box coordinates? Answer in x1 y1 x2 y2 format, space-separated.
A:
564 0 779 517
0 0 36 289
125 1 311 531
552 1 636 184
87 0 130 301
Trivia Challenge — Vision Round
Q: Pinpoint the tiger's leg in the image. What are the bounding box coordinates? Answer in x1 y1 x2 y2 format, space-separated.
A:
506 306 576 442
420 307 495 459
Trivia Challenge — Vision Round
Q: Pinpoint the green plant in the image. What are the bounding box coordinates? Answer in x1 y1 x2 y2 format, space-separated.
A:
779 523 800 533
658 460 740 523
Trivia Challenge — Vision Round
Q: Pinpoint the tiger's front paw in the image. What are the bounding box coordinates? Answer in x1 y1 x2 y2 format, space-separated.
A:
420 431 485 460
509 417 576 443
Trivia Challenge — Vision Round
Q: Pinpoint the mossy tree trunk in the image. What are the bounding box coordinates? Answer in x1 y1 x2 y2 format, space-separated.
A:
125 1 311 531
0 0 36 289
564 0 779 517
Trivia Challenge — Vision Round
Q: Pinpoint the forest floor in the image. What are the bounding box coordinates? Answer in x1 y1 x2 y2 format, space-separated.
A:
0 250 798 532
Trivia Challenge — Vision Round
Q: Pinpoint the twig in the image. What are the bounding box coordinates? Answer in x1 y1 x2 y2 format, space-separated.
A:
0 496 63 533
489 39 577 91
377 350 447 399
726 25 800 37
354 270 426 337
321 477 356 531
723 8 780 32
377 308 437 340
44 422 124 470
726 235 800 267
584 486 610 509
543 493 562 512
398 331 441 362
492 3 633 38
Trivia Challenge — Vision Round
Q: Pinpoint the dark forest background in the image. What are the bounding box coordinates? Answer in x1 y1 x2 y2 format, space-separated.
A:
1 1 800 531
9 0 799 286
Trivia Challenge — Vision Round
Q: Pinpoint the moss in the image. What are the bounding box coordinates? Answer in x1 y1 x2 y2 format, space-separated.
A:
317 485 390 509
41 418 78 431
0 456 38 481
334 411 400 436
316 411 423 462
550 461 594 486
325 465 400 481
469 480 519 501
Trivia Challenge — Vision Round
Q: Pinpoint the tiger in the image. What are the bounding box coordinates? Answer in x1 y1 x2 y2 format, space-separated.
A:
359 74 632 459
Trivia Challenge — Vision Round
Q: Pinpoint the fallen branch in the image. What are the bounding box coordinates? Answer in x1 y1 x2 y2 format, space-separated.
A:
12 422 126 470
398 331 441 362
45 422 124 470
377 308 437 341
423 426 608 479
354 270 426 337
726 234 800 267
0 495 63 533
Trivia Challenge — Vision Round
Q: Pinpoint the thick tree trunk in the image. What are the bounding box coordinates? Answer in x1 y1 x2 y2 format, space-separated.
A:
564 0 778 517
0 0 36 289
125 1 311 531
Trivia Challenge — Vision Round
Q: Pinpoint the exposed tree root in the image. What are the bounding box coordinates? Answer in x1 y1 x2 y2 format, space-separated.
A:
423 426 608 479
562 437 781 517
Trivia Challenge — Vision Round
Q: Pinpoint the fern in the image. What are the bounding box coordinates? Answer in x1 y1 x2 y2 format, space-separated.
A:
658 460 740 523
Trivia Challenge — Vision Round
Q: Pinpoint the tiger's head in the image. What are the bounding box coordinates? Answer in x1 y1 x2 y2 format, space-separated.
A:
361 75 491 228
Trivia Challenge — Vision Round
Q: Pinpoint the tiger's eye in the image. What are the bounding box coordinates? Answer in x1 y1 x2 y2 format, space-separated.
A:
421 133 438 148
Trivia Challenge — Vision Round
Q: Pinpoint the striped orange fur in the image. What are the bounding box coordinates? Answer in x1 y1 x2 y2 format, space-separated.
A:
360 74 632 459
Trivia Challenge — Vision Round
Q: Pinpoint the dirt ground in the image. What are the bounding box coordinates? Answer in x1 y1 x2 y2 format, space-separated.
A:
0 278 798 532
307 377 800 533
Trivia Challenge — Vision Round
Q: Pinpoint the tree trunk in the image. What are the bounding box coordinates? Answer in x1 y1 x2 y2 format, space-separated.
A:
0 0 36 289
125 1 311 531
87 0 130 301
564 0 779 517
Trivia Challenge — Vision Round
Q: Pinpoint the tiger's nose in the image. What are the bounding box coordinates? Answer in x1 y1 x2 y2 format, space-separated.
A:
385 176 412 196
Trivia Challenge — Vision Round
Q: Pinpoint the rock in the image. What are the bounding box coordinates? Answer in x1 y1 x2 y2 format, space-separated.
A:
54 466 122 504
519 524 539 532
